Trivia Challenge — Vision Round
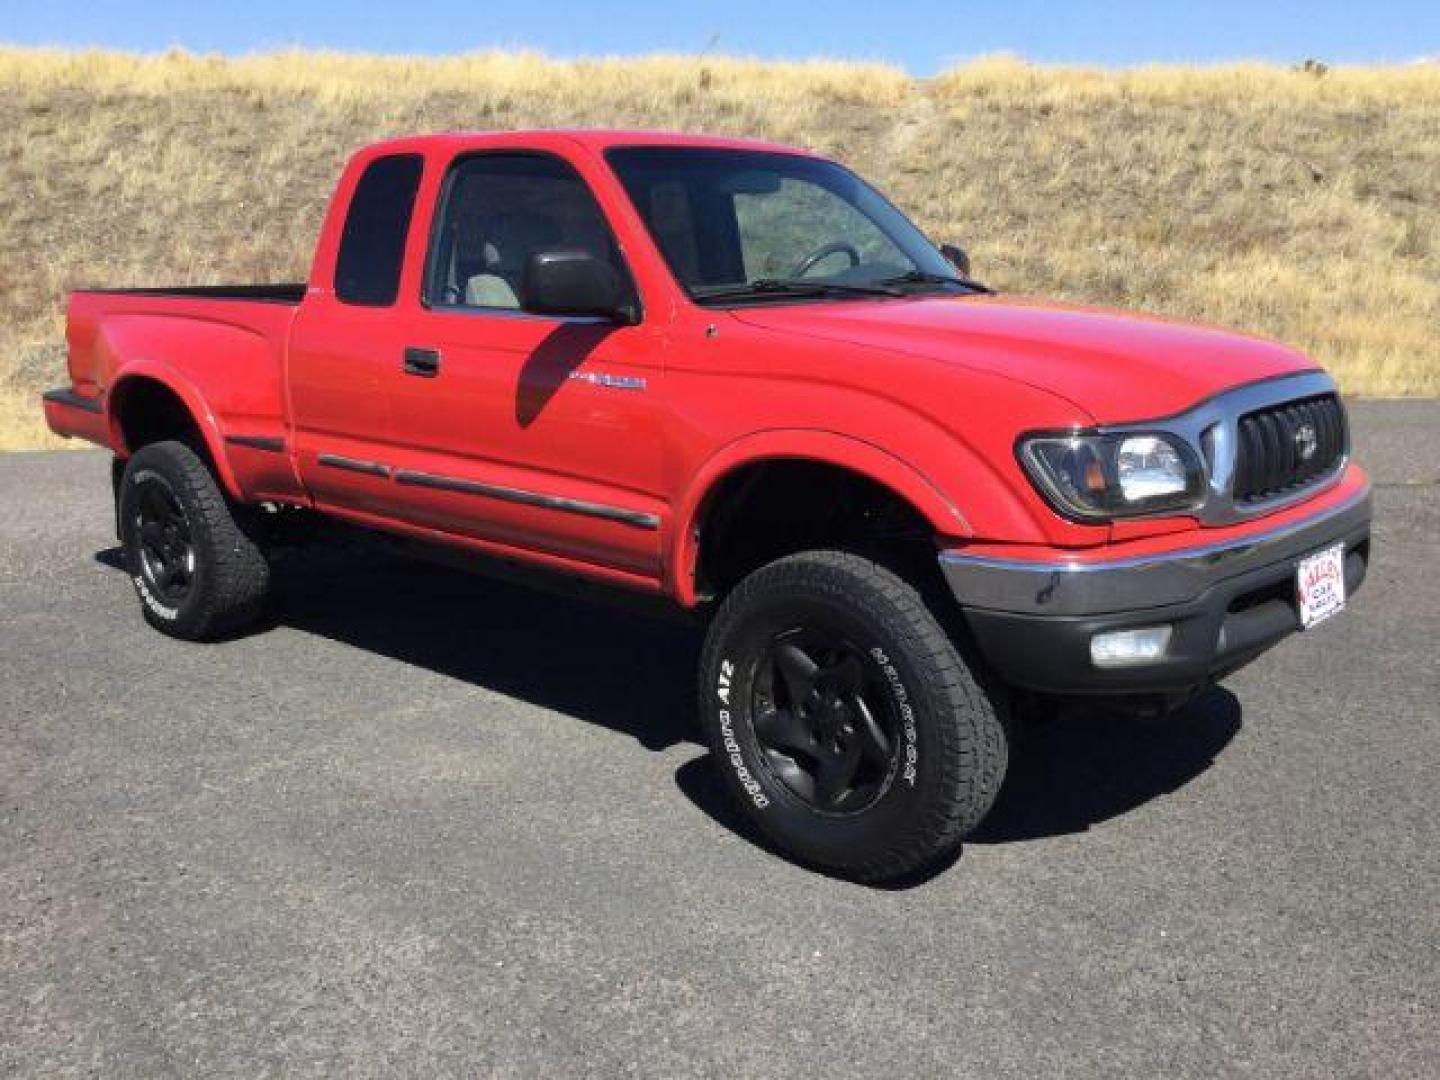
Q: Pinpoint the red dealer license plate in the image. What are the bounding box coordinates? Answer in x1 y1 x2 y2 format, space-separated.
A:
1297 543 1347 629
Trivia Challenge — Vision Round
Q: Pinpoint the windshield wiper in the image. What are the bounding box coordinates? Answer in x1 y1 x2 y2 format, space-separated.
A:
693 278 903 302
876 270 993 294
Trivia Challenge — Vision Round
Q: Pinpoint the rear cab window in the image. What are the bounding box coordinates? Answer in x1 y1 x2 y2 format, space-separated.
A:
334 154 424 306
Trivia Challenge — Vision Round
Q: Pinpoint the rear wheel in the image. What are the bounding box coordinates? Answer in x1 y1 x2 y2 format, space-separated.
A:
118 440 270 640
698 550 1007 882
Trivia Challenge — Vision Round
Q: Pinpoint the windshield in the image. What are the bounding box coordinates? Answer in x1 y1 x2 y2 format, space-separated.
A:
605 147 964 304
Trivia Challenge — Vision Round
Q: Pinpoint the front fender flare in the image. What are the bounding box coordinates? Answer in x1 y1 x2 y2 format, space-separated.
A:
669 429 971 606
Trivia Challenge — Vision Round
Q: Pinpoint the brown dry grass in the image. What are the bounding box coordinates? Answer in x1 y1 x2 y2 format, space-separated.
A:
1 48 1436 450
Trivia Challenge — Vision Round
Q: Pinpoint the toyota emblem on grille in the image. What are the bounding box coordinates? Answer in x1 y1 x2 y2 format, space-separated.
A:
1294 422 1319 461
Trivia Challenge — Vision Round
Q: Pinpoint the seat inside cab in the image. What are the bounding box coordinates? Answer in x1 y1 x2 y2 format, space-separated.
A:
429 154 625 311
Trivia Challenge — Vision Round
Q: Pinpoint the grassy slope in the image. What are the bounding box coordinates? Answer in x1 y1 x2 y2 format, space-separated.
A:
1 49 1436 450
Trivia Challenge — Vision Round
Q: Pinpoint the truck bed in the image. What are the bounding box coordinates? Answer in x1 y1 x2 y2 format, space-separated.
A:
48 285 307 456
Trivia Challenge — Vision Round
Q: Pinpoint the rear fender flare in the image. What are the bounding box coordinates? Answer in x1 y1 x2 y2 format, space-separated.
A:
107 362 243 501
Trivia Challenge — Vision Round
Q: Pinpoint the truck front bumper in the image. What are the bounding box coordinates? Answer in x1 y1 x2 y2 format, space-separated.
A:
939 481 1372 696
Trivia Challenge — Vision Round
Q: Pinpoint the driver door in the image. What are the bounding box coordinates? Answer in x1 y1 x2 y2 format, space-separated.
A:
383 151 667 581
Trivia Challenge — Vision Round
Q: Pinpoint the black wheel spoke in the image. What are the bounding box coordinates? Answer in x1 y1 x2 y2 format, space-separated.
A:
815 741 863 807
763 752 815 799
850 697 893 768
772 642 819 706
754 707 818 758
819 653 865 697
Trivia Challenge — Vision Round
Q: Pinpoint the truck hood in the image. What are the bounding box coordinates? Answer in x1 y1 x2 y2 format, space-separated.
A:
729 294 1320 423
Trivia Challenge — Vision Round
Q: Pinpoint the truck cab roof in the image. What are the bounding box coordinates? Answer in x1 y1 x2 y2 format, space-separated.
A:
356 129 821 160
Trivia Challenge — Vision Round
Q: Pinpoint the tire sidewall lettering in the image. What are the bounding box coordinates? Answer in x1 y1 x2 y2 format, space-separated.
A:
133 573 180 620
869 646 920 787
715 657 770 809
124 467 185 622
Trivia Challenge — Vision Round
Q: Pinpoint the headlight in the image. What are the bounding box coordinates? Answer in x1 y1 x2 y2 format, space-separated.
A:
1018 431 1205 520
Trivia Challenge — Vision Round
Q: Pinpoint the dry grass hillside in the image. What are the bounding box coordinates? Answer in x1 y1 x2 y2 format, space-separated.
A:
1 48 1437 450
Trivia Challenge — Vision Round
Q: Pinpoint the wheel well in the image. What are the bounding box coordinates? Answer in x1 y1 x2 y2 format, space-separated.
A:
694 459 940 601
112 378 208 461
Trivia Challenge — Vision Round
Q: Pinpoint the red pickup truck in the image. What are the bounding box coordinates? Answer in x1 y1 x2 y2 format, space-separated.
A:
44 131 1370 881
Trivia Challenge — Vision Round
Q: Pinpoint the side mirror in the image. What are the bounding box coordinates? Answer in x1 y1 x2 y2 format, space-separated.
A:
521 249 636 323
940 243 972 279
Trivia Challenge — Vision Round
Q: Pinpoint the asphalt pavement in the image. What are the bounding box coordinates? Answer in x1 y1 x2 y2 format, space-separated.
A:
2 402 1437 1077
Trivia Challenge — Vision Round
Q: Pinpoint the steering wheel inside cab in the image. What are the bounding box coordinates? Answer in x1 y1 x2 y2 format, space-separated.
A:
791 241 861 278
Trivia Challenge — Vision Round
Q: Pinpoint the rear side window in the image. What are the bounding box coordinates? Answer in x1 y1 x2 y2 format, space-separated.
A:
334 154 423 306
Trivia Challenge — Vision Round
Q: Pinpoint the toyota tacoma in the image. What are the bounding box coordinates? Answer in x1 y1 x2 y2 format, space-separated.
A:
43 131 1371 881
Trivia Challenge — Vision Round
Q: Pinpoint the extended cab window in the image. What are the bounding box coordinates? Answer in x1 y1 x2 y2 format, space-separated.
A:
334 154 423 306
425 153 635 312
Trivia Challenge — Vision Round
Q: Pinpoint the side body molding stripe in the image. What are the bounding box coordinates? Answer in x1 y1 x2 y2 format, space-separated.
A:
393 469 660 530
225 434 286 453
317 453 391 478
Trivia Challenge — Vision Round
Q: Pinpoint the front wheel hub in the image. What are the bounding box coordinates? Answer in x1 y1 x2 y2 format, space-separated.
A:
750 628 901 815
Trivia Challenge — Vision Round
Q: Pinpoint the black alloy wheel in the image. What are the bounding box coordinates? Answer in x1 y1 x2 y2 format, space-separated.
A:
118 440 271 640
752 628 900 815
131 475 197 607
698 550 1008 883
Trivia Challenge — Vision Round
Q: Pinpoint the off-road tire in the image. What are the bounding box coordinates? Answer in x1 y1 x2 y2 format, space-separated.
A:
698 550 1007 882
118 440 270 640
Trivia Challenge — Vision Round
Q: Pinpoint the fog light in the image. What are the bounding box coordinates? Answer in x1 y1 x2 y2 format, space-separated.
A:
1090 625 1173 668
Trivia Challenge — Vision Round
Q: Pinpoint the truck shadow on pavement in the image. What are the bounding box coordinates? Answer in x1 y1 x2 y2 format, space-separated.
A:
97 542 702 751
968 689 1242 844
98 543 1242 881
675 688 1241 885
271 545 706 753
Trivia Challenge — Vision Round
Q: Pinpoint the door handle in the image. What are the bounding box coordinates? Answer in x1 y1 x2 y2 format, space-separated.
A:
403 346 442 377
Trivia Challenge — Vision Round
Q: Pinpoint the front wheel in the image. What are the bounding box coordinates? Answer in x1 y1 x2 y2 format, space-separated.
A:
118 440 270 641
698 550 1007 883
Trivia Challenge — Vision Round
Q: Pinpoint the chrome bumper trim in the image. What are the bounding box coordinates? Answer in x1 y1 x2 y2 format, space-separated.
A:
940 484 1372 616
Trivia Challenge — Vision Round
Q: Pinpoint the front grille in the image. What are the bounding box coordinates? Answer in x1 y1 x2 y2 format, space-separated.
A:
1232 393 1346 504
